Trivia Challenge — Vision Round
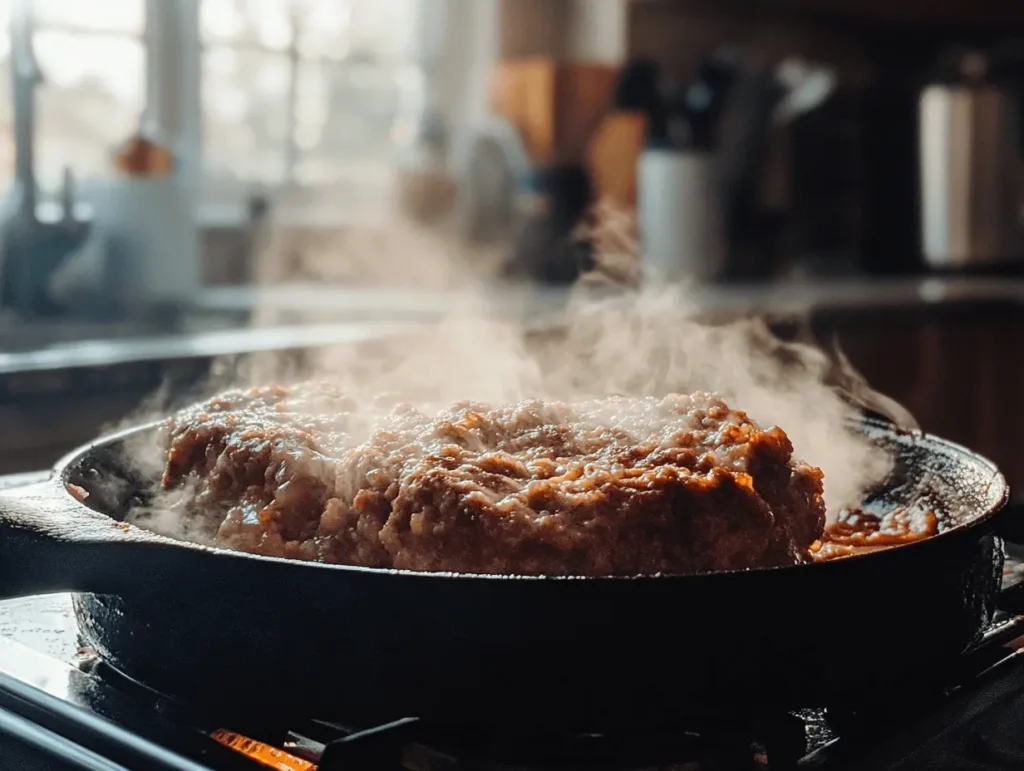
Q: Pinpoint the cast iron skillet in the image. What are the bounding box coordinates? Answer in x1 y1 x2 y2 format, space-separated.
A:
0 418 1013 731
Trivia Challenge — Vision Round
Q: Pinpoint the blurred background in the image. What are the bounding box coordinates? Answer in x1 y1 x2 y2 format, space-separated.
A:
0 0 1022 497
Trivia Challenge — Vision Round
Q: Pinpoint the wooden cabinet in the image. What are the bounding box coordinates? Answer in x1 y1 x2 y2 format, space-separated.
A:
489 60 620 165
759 0 1024 25
813 308 1024 491
631 0 1024 27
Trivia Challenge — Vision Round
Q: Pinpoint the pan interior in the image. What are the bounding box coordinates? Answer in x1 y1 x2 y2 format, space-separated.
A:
62 423 164 523
59 418 1008 573
855 419 1005 533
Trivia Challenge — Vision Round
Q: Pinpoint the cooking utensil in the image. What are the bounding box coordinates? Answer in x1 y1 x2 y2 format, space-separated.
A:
585 57 664 210
773 58 837 128
0 419 1011 731
681 48 740 151
635 59 724 282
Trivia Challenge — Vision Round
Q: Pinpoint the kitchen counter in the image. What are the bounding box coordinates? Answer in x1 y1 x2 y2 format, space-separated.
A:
1 274 1020 377
0 594 76 663
196 275 1024 324
0 312 424 474
0 273 1020 479
0 273 1008 386
0 470 77 662
0 319 421 376
692 274 1024 315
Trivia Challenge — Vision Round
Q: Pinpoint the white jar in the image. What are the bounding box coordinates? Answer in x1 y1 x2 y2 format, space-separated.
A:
637 148 726 282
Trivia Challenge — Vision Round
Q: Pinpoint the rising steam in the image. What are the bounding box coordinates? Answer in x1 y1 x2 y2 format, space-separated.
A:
299 283 892 518
124 198 897 531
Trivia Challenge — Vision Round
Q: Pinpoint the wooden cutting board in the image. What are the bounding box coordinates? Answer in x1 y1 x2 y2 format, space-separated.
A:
586 111 648 209
489 58 620 166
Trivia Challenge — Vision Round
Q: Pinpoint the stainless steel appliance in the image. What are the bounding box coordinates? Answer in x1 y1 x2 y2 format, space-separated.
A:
920 49 1024 269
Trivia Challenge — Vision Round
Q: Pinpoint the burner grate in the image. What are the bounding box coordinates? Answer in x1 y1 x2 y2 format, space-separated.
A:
261 711 817 771
2 590 1024 770
317 717 418 770
68 610 1024 770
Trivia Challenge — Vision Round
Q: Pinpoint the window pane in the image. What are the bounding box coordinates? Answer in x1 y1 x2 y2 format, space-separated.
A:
293 1 351 60
296 0 416 60
201 0 294 51
35 0 144 35
202 47 290 184
0 18 14 189
292 60 400 185
0 52 13 191
34 31 145 190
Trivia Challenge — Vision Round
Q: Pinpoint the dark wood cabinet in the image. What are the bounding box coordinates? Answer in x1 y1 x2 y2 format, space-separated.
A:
633 0 1024 26
748 0 1024 26
813 308 1024 492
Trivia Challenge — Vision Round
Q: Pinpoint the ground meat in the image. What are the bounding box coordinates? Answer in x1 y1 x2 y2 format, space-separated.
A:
160 382 372 563
809 506 939 561
157 384 827 576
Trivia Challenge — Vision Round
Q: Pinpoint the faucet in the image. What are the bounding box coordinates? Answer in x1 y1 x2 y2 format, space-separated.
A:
0 0 92 317
10 0 41 215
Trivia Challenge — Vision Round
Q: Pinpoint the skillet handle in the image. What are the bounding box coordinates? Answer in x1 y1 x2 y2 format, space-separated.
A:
0 478 186 598
995 496 1024 546
995 496 1024 613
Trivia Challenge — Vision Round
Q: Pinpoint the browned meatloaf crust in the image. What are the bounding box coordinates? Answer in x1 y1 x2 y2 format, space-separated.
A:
158 383 826 576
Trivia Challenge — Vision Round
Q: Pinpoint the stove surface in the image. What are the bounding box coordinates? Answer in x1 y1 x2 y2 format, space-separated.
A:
0 473 79 666
1 593 1024 770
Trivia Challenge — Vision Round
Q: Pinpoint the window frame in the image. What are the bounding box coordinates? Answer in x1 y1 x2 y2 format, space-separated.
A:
17 0 479 226
195 0 428 197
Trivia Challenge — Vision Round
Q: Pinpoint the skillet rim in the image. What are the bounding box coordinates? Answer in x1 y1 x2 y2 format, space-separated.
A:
53 417 1010 583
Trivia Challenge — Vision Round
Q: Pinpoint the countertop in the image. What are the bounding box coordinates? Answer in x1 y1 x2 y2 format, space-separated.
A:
0 471 77 663
0 594 78 663
195 275 1024 319
4 274 1022 376
0 273 1016 473
0 318 421 375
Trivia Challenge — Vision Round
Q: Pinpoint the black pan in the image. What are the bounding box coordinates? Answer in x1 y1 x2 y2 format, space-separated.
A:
0 418 1014 731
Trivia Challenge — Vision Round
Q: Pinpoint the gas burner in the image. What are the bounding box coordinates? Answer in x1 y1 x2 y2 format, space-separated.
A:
72 653 817 770
202 715 809 771
300 715 803 771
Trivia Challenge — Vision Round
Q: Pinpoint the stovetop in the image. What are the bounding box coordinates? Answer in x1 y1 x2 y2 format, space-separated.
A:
6 600 1024 770
3 472 1024 770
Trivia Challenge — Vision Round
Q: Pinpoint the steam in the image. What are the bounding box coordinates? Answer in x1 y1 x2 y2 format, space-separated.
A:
121 198 899 530
271 202 892 517
295 282 891 518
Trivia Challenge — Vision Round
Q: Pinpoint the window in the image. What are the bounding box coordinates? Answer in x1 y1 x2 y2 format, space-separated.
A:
200 0 422 188
0 0 146 193
0 1 424 203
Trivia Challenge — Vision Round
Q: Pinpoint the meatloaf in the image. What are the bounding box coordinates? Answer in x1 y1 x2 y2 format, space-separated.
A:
154 383 827 576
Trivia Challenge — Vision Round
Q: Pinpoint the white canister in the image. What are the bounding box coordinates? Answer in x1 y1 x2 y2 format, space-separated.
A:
637 148 726 282
91 177 201 308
